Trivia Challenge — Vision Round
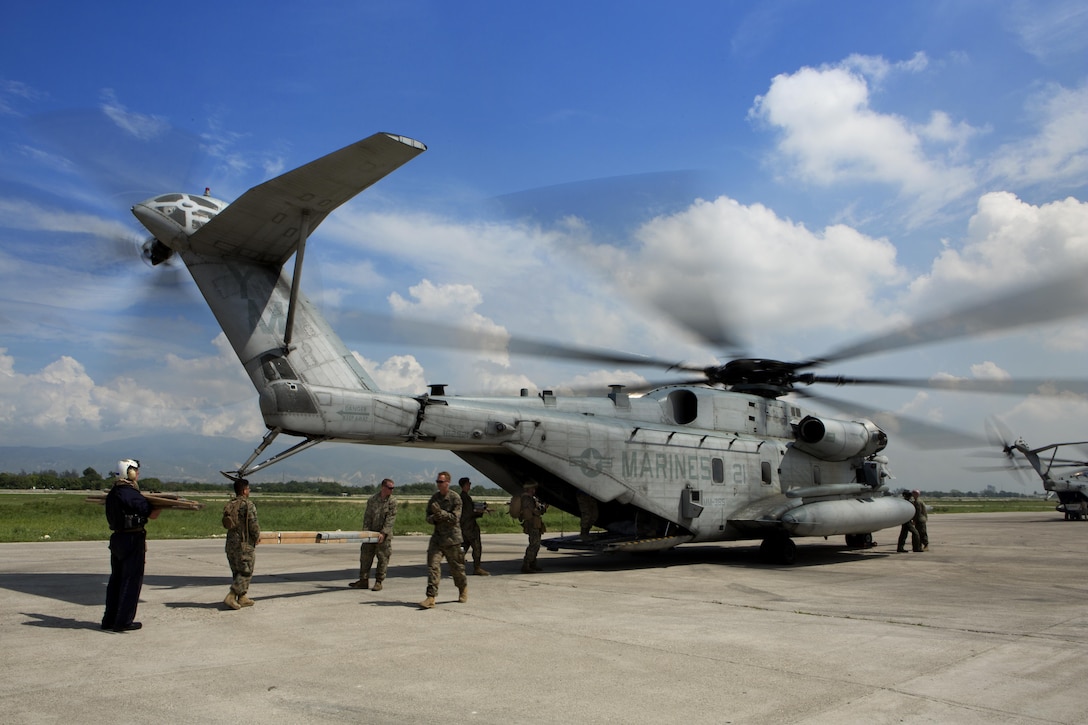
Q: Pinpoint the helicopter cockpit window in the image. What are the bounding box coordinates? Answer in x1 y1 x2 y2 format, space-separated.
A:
667 389 698 425
169 207 186 226
155 194 184 203
190 194 218 209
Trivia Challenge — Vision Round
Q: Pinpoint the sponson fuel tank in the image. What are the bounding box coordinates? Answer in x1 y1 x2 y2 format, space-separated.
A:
780 495 913 537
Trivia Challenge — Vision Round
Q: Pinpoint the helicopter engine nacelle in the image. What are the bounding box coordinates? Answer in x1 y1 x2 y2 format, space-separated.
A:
792 415 887 461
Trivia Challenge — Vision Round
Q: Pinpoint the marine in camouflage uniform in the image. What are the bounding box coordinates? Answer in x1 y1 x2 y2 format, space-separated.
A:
224 479 260 609
912 490 929 551
459 477 489 575
351 478 397 591
575 490 598 540
896 489 921 553
519 482 547 573
419 471 467 609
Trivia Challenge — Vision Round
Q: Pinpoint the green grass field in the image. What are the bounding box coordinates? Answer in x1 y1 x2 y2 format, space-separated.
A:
0 491 1059 543
0 491 586 542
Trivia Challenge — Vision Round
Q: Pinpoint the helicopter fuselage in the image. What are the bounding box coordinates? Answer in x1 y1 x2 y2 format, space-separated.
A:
131 132 916 557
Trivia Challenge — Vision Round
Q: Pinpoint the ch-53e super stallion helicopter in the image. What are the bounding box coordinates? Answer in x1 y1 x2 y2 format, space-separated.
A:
985 422 1088 520
128 132 1088 563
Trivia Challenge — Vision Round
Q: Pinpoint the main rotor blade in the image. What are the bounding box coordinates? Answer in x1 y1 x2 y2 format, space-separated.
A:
809 265 1088 367
492 171 749 354
794 390 988 448
804 375 1088 397
336 311 682 369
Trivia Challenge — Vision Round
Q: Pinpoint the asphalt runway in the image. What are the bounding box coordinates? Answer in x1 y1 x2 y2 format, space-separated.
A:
2 512 1086 724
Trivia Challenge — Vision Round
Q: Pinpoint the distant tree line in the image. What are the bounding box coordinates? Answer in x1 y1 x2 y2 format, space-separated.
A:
0 469 501 496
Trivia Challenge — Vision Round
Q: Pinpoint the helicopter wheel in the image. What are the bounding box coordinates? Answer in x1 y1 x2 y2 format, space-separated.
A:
759 535 797 565
844 533 874 549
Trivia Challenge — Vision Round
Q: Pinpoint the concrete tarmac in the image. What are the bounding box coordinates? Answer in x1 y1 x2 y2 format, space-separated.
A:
2 512 1086 724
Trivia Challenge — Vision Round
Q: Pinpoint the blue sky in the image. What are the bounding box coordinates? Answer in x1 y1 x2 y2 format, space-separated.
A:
1 1 1086 489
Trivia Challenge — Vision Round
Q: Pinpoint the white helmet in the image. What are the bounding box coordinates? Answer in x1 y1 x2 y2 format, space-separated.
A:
117 459 140 479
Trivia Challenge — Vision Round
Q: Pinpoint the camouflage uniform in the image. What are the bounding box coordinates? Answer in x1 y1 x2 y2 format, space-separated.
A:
913 495 929 551
425 489 467 598
225 496 260 598
360 491 397 585
575 491 598 539
896 491 921 552
459 487 485 573
519 489 547 572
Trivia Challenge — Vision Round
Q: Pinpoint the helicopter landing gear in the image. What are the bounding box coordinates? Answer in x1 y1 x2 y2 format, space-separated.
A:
844 532 874 549
759 534 797 565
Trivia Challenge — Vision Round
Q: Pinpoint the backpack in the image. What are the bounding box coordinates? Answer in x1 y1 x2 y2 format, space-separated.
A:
508 494 522 520
222 498 245 530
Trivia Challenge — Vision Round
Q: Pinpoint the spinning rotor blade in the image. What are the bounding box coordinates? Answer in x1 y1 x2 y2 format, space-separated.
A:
795 390 988 449
981 417 1034 486
809 265 1088 368
803 375 1088 397
985 416 1017 450
27 108 210 206
13 107 258 415
492 171 748 354
337 311 683 369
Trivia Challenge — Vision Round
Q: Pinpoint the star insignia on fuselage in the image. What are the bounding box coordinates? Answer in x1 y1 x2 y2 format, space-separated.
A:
573 448 613 478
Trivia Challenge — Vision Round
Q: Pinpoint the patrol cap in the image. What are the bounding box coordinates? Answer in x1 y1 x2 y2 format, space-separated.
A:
459 477 471 485
524 481 538 490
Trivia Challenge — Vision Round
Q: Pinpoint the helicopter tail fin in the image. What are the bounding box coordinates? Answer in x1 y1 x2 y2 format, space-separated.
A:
145 133 427 396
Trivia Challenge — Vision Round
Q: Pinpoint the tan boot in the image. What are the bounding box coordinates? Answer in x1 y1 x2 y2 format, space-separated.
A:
419 596 435 609
521 563 532 574
473 566 490 576
457 586 468 603
238 595 255 607
348 577 369 589
371 581 383 592
223 591 241 610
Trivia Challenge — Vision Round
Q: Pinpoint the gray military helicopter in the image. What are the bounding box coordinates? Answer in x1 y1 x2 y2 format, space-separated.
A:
985 421 1088 520
126 132 1088 563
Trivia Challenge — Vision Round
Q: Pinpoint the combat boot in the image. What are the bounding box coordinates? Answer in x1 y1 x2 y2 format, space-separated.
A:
224 591 241 610
457 586 468 603
419 596 435 609
529 561 543 572
473 565 490 576
348 577 369 589
521 562 532 574
238 595 255 607
371 580 383 592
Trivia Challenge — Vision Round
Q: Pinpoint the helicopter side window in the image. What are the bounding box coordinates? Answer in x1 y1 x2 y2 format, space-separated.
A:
761 461 773 485
711 457 724 484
